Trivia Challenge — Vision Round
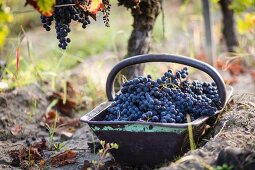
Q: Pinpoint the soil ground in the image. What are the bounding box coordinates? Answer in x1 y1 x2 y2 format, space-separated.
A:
1 53 255 169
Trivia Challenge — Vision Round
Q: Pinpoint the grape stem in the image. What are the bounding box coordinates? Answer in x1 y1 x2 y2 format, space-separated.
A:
117 110 121 120
55 4 76 7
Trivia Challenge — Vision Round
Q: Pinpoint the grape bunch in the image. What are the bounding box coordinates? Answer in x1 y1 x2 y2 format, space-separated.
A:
104 67 222 123
40 0 110 49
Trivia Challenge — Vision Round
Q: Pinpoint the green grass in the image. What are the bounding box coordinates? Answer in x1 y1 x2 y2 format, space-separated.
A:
213 164 233 170
187 114 196 150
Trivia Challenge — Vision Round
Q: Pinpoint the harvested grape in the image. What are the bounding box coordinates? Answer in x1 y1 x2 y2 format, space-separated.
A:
104 67 221 123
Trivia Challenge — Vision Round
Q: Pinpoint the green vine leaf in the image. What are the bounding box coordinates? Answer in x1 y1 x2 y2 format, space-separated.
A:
37 0 55 14
230 0 255 13
25 0 55 16
0 1 13 47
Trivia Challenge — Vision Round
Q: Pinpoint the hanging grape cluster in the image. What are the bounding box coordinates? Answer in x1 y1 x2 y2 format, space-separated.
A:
40 0 111 49
105 67 222 123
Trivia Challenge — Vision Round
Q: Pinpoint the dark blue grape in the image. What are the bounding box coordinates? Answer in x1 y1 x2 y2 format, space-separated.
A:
105 67 221 123
152 116 159 122
40 0 111 49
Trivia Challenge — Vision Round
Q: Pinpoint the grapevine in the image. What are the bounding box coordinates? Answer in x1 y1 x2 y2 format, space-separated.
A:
105 67 221 123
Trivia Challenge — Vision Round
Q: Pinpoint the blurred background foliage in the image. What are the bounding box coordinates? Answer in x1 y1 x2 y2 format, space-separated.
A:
0 0 13 47
0 0 254 100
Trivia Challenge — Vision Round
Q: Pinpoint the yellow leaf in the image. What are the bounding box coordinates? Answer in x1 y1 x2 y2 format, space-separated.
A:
0 26 9 46
237 13 255 34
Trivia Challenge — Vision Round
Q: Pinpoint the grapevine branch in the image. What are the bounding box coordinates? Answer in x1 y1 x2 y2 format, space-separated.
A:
24 0 111 49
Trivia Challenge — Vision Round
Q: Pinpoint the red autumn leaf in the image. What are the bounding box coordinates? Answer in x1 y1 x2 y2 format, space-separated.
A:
216 59 225 70
81 160 92 170
40 110 59 127
227 61 245 76
25 0 53 17
9 139 47 165
50 150 78 167
47 92 77 116
27 147 44 160
16 47 20 78
87 0 104 15
40 110 80 129
9 138 47 167
47 110 57 120
195 51 207 62
31 138 47 151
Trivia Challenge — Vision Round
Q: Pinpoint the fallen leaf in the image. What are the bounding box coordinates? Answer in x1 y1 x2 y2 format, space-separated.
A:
40 110 56 128
40 110 80 127
250 69 255 81
81 160 92 170
40 110 80 137
47 81 88 116
50 150 78 167
27 147 44 160
195 51 207 62
9 138 48 168
216 59 225 70
31 138 47 152
224 77 238 85
227 60 245 76
9 143 45 166
217 58 245 76
48 110 57 120
40 110 58 127
48 92 77 116
10 124 22 136
39 159 47 168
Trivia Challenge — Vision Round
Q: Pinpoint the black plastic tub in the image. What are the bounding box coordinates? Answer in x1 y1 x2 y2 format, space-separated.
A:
80 54 232 166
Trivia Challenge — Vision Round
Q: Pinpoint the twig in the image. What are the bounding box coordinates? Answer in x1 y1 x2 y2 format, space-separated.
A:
56 119 80 128
9 165 15 170
213 120 228 140
12 9 35 14
117 110 121 120
70 147 90 151
55 4 76 7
